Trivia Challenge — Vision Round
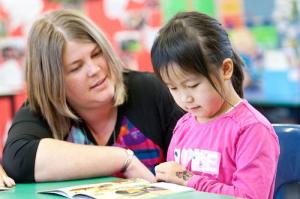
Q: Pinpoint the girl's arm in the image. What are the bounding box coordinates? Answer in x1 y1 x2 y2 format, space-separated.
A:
0 165 15 187
34 138 155 182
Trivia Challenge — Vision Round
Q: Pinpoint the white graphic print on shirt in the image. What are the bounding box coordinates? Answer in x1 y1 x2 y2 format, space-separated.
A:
174 148 221 176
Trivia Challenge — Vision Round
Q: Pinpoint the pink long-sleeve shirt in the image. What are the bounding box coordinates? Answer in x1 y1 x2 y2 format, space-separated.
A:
167 100 279 199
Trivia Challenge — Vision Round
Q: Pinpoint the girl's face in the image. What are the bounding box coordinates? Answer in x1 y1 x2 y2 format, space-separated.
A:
63 41 115 112
161 64 228 123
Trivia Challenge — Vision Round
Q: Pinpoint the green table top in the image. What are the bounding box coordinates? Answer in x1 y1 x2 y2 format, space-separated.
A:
1 177 238 198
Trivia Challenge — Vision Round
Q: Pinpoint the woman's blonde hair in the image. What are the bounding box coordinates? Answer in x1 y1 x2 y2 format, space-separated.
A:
26 9 126 139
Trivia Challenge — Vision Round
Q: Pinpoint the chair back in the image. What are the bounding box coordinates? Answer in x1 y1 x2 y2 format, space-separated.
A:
273 124 300 199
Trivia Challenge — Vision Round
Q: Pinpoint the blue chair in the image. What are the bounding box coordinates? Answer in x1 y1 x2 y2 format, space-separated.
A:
273 124 300 199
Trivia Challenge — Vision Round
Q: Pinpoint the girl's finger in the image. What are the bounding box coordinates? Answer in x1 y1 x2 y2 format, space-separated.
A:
155 172 165 182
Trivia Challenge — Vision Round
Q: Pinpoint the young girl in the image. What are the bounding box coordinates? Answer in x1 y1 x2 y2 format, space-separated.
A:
151 11 279 199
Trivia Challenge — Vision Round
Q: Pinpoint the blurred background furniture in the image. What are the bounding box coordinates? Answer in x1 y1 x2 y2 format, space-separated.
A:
273 124 300 199
245 70 300 124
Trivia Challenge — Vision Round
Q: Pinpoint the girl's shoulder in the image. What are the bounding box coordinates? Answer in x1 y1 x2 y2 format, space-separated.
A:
230 99 272 127
174 113 195 132
177 112 194 123
227 100 276 139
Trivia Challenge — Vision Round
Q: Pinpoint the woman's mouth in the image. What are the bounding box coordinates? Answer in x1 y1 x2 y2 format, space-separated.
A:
90 76 107 90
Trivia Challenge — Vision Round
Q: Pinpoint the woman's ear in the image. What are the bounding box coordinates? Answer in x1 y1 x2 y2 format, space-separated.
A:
221 58 234 80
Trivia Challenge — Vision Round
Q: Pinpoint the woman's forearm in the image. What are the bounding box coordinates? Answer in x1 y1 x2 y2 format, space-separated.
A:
34 138 127 181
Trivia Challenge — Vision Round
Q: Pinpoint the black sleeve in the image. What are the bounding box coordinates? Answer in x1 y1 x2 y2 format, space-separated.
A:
121 71 184 156
3 105 52 182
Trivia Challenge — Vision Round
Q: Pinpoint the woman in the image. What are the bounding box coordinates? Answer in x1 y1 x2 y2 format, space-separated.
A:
3 9 183 183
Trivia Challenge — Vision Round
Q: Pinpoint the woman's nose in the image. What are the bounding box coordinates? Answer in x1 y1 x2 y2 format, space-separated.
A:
87 60 99 76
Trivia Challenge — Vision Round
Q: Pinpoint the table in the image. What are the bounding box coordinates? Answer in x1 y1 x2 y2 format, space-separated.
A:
1 177 238 199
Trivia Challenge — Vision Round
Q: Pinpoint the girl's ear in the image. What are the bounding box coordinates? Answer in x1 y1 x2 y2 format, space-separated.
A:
221 58 234 80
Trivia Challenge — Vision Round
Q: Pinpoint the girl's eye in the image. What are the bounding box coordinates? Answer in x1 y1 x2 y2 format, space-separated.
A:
187 83 199 88
169 87 177 91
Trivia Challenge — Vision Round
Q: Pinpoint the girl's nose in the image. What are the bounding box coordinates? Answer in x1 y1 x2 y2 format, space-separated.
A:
181 93 193 103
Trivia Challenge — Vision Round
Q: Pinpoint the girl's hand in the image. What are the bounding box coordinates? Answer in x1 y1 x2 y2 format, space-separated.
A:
155 161 193 186
0 166 15 188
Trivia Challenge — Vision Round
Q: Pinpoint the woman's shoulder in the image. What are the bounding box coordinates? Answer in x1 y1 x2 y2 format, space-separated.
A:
7 102 52 139
123 70 168 98
10 103 49 131
13 103 43 121
123 70 160 87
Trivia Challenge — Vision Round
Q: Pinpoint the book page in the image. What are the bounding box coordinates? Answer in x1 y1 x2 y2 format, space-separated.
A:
39 178 194 199
0 186 12 191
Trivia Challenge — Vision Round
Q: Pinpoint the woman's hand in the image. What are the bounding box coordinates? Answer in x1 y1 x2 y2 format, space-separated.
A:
155 161 193 186
0 165 15 188
123 156 156 183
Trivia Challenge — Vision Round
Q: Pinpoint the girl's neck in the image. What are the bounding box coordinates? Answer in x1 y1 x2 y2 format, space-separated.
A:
196 88 242 124
219 88 242 114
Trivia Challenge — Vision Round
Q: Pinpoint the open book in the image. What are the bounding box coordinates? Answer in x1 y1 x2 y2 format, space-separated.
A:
39 178 194 199
0 186 12 191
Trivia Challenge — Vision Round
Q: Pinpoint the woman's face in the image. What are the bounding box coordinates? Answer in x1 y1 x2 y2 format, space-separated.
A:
63 40 115 112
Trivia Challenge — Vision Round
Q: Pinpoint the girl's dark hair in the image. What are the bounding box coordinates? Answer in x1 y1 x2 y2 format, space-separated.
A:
151 11 244 97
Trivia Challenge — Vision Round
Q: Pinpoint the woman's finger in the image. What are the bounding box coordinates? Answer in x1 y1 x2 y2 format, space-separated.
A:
4 176 15 187
0 180 5 187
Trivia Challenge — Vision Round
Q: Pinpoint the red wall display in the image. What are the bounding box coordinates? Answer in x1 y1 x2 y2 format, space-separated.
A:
0 0 161 156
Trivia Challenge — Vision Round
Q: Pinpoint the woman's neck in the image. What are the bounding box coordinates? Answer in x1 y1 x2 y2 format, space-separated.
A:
77 105 118 145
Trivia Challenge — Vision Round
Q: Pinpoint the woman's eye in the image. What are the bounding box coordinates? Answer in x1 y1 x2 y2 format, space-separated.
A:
70 64 82 72
92 50 102 58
